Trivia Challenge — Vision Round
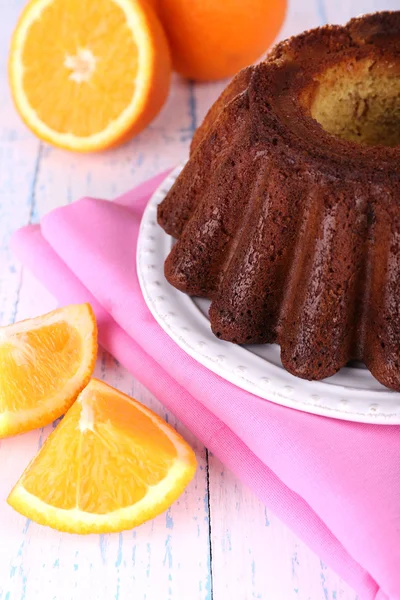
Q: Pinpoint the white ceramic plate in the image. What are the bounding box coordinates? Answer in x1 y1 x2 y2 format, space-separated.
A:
137 166 400 424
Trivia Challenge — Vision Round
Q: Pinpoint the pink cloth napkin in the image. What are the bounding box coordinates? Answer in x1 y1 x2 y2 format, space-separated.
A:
11 170 400 600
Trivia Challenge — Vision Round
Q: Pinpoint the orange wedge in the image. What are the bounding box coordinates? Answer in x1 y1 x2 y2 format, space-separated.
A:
7 379 197 533
9 0 171 152
0 304 97 438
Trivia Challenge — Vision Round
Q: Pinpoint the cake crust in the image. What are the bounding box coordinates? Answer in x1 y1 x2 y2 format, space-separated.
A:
157 11 400 390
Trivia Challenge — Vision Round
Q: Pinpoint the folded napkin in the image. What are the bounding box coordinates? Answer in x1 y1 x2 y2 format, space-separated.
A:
12 171 400 600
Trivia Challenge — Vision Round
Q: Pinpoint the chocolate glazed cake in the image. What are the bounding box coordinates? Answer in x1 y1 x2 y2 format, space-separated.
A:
157 12 400 390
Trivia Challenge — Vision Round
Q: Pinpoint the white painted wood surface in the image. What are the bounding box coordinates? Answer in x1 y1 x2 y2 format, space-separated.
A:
0 1 398 599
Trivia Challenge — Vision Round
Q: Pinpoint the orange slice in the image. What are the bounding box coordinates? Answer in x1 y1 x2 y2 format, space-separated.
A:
7 379 197 533
9 0 171 152
0 304 97 438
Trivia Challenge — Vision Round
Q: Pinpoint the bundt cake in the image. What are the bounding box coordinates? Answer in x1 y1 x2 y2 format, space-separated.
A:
157 12 400 390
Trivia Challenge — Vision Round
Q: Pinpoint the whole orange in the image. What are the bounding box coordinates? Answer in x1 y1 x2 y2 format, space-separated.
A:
154 0 287 81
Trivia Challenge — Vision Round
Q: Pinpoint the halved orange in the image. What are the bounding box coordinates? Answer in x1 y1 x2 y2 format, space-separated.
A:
8 379 197 533
9 0 171 152
0 304 97 438
155 0 287 81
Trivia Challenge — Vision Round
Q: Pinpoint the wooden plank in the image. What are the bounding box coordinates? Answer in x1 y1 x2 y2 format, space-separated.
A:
208 453 358 600
0 5 213 596
1 343 211 600
0 0 395 598
0 0 41 328
325 0 400 24
201 1 364 599
2 262 212 600
0 137 40 324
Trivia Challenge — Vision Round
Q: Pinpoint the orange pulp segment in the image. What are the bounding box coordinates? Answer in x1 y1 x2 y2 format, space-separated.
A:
7 379 197 533
0 303 97 438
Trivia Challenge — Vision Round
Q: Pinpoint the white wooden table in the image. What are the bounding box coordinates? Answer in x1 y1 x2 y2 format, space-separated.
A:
0 1 398 598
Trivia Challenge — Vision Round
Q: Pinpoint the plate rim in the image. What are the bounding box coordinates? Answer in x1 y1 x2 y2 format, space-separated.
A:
137 165 400 424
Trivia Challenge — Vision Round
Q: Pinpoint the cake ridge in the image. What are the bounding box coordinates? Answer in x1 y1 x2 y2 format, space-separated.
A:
211 153 273 301
159 90 250 239
164 103 253 297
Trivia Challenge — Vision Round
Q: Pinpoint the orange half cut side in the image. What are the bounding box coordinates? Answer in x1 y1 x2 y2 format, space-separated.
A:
9 0 171 151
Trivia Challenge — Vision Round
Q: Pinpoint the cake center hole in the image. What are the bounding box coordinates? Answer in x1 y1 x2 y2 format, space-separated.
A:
308 58 400 147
